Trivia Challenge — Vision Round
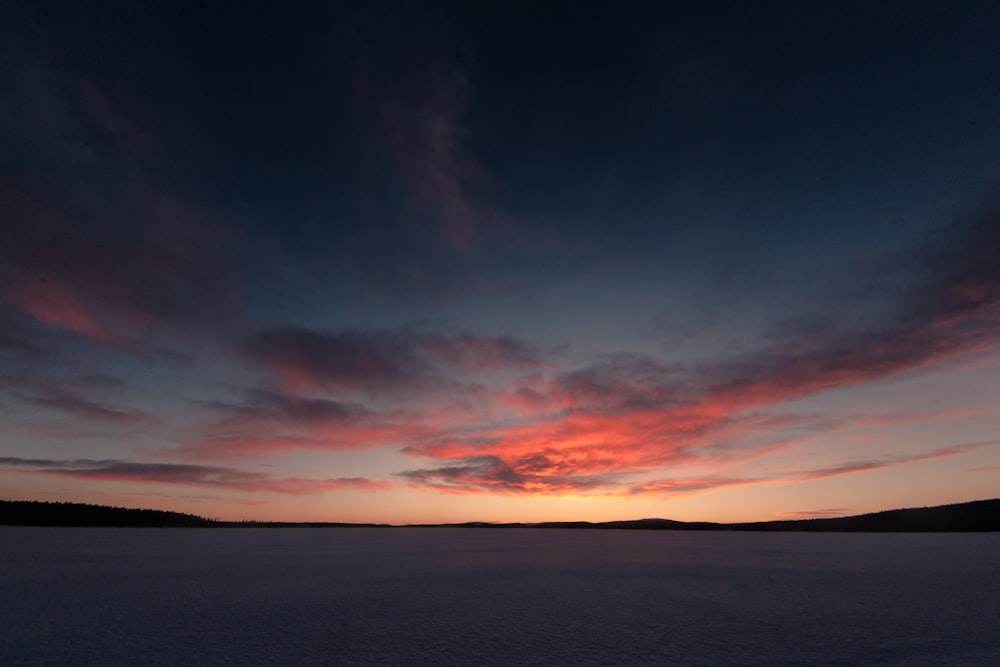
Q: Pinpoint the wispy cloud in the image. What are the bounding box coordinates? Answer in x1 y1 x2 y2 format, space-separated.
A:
396 454 624 496
788 443 982 481
371 50 483 253
240 327 539 396
1 206 237 348
396 442 995 498
0 457 389 495
209 205 1000 490
203 389 369 426
775 508 851 519
0 28 238 350
410 63 482 253
2 377 155 426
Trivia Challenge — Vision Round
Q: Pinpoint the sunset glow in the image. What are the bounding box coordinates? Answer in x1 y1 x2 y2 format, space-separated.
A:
2 2 999 523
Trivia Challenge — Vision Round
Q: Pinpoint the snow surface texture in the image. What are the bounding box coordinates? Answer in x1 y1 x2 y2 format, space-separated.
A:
1 528 998 665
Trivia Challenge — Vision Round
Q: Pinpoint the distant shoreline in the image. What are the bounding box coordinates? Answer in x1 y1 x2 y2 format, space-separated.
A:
2 498 998 531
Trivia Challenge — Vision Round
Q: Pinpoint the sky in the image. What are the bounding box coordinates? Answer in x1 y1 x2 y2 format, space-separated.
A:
1 1 999 524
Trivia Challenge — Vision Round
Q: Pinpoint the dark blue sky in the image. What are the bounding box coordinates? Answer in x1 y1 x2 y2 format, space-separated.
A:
1 1 998 522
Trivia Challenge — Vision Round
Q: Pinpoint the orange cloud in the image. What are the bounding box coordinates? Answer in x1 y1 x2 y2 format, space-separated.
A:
178 208 1000 498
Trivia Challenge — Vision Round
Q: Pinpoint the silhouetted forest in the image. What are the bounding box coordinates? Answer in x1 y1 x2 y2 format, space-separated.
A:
0 501 392 528
2 498 998 530
0 501 216 527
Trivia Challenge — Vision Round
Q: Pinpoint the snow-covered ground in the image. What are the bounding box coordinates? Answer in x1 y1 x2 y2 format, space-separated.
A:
2 527 998 665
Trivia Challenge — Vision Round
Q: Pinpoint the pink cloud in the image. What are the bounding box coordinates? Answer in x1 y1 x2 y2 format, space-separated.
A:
5 282 124 345
194 294 1000 493
1 194 236 348
187 207 1000 496
398 441 998 499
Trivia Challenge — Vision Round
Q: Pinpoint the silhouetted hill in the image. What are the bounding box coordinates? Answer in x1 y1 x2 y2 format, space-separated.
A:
2 498 998 530
727 499 1000 532
469 500 1000 532
530 500 1000 532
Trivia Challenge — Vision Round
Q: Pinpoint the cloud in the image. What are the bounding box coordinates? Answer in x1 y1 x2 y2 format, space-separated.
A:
218 209 1000 484
240 327 539 396
2 377 154 426
220 202 1000 490
852 408 983 428
694 205 1000 409
775 509 851 519
73 196 1000 499
0 26 238 349
0 457 389 495
396 455 620 496
203 389 369 426
397 459 757 498
396 441 998 499
791 441 992 481
1 211 237 347
180 388 424 460
622 476 763 497
408 63 482 253
354 22 483 253
181 420 428 460
908 198 1000 329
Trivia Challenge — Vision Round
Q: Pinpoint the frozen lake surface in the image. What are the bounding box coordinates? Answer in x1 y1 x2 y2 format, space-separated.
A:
2 528 998 665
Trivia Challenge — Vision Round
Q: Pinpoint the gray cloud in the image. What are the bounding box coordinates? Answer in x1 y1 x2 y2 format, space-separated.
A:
2 377 154 426
0 457 389 495
241 327 539 396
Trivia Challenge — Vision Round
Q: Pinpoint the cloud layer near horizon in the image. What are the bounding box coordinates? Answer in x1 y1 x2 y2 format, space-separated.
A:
164 203 1000 496
2 200 998 500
